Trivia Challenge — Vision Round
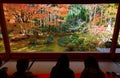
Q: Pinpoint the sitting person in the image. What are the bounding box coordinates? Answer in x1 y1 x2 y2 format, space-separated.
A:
80 56 105 78
11 58 37 78
50 54 75 78
0 67 8 78
0 58 2 67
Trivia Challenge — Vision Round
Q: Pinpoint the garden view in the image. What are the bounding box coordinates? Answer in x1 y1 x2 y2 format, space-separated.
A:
0 4 119 52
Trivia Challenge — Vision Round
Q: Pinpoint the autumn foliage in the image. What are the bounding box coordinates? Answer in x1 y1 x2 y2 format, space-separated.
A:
3 4 70 35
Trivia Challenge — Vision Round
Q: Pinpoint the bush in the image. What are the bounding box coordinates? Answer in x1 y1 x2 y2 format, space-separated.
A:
77 34 99 51
66 43 76 51
57 37 69 46
78 38 84 44
78 45 85 51
41 40 47 44
104 41 112 48
46 35 54 43
104 41 120 48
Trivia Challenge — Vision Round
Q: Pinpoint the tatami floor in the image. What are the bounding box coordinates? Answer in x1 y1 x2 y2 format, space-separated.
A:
1 60 120 75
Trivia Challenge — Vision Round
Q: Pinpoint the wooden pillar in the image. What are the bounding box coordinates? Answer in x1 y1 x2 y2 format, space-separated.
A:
0 3 11 59
110 4 120 58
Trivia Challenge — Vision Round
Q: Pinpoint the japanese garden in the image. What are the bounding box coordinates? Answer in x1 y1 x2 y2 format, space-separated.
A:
0 4 119 52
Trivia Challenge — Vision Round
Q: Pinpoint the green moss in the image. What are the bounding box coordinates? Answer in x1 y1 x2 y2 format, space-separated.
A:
9 37 65 52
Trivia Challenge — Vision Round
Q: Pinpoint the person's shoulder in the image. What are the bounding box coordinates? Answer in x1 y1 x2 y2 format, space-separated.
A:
99 71 105 77
51 66 58 71
25 72 38 78
0 68 8 76
67 68 74 74
11 72 37 78
67 68 75 78
50 66 59 74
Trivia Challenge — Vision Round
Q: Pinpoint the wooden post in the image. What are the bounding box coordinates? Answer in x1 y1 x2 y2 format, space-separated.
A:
110 4 120 58
0 3 11 59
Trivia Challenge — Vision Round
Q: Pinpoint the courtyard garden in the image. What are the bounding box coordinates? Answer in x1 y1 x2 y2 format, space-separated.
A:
0 4 119 52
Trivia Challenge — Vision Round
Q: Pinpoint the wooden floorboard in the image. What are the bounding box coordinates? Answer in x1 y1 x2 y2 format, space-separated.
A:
1 61 120 75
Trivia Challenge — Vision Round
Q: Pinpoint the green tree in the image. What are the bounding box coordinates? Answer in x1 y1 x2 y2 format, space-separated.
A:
63 4 89 33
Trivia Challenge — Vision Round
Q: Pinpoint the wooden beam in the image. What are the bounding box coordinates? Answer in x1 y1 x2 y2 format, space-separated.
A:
0 0 120 4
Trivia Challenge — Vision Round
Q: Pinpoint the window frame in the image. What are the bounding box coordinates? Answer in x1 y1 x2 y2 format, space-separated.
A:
0 0 120 60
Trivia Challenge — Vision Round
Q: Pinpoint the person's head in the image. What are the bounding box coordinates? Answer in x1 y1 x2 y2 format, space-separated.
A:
84 56 99 69
0 58 2 67
57 54 69 68
16 58 29 73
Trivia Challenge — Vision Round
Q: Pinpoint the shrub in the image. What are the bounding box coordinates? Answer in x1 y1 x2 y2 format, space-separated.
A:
46 35 54 43
41 40 47 44
104 41 112 48
57 37 69 46
66 43 76 51
78 45 85 51
78 38 84 44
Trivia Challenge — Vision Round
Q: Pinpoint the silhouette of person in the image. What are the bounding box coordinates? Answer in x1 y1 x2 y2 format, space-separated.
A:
80 56 105 78
50 54 75 78
0 67 8 78
11 58 37 78
0 58 2 67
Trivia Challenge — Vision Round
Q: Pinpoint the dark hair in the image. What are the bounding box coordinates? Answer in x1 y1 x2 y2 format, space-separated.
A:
84 56 99 69
57 54 69 68
81 56 105 78
0 58 2 67
16 58 29 73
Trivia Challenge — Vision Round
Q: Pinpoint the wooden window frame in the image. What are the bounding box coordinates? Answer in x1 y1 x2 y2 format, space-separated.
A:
0 0 120 61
